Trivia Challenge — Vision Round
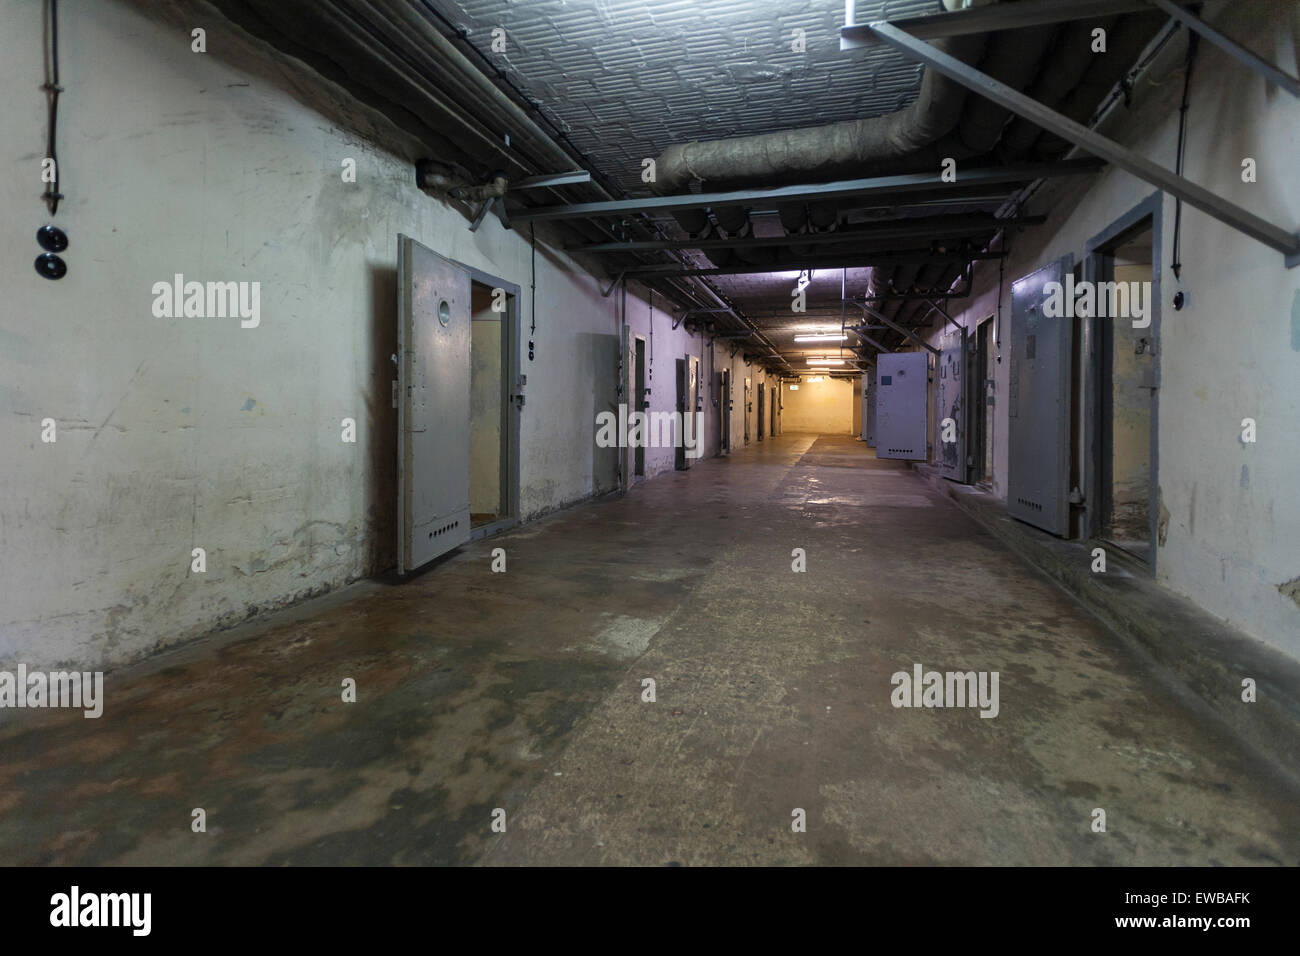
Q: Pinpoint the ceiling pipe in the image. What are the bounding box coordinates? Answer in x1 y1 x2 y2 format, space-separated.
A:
648 0 997 196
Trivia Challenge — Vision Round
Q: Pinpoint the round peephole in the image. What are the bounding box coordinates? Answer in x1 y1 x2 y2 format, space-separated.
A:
37 225 69 252
438 300 451 326
35 253 67 280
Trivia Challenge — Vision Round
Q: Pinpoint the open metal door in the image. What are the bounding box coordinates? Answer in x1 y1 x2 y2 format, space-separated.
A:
397 234 471 573
743 377 751 443
676 353 700 469
619 323 632 493
865 367 877 447
935 329 968 482
675 359 688 470
688 354 700 461
1007 257 1072 535
875 351 927 460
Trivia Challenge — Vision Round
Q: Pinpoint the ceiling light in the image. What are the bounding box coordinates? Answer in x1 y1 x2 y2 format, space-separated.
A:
807 358 846 366
793 333 847 342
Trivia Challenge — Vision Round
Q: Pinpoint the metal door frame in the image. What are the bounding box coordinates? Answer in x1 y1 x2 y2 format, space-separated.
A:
1084 192 1162 574
634 335 647 477
463 264 522 541
972 313 995 486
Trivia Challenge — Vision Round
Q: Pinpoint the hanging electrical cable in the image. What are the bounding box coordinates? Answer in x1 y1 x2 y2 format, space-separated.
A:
34 0 70 281
648 287 655 387
529 221 536 361
1171 32 1200 284
41 0 63 216
995 243 1005 361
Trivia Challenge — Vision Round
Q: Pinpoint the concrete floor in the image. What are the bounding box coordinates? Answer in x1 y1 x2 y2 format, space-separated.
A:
2 434 1297 865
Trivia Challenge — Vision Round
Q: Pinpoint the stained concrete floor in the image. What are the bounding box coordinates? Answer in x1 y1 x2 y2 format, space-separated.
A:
1 433 1297 865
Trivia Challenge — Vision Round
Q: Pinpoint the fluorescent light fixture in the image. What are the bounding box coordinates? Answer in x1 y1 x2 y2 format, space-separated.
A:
788 384 800 390
793 333 848 342
807 358 846 366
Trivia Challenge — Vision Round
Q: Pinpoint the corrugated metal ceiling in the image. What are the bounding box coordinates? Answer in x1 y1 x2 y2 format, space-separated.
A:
424 0 946 197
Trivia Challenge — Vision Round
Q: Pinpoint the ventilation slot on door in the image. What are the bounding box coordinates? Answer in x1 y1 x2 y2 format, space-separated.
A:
888 447 915 456
429 519 462 539
1015 497 1043 513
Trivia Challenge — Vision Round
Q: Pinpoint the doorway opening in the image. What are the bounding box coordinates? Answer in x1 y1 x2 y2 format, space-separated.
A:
770 387 777 437
973 314 994 485
634 336 647 478
467 274 520 538
1092 216 1157 564
757 381 765 441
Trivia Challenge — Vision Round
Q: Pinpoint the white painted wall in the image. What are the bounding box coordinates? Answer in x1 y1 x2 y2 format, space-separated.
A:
921 0 1300 656
0 0 717 669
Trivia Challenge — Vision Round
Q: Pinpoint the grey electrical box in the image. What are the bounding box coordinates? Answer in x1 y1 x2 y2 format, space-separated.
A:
875 351 927 460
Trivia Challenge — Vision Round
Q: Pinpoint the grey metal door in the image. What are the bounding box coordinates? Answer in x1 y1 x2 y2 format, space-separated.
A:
936 330 968 482
865 367 877 447
875 351 927 460
719 369 730 453
397 235 471 573
756 382 765 441
1007 257 1071 535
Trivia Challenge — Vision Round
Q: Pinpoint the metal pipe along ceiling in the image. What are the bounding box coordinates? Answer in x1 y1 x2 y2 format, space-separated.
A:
650 0 998 197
